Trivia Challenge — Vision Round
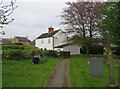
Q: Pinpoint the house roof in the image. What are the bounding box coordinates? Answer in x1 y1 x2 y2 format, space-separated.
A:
28 42 35 46
15 36 31 42
36 30 60 39
54 42 72 48
2 38 13 44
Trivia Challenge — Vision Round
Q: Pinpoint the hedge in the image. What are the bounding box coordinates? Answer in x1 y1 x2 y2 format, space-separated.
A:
2 45 38 50
2 43 23 45
2 45 58 60
2 49 24 60
44 50 58 57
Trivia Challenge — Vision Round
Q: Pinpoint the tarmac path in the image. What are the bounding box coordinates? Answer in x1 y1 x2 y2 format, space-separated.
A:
45 59 70 87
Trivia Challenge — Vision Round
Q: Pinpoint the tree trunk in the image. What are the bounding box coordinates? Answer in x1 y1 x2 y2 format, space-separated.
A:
86 45 89 56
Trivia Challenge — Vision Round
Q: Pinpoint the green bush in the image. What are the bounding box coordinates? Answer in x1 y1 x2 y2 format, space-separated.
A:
2 49 23 60
111 46 120 55
80 44 104 54
22 50 32 60
2 44 58 60
44 50 58 57
2 43 23 45
2 45 38 50
2 45 24 50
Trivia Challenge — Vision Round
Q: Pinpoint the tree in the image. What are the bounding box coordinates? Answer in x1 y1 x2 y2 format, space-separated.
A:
61 0 103 56
0 0 17 34
98 1 120 51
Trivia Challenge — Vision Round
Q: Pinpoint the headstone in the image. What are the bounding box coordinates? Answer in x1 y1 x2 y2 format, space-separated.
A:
33 55 40 64
89 57 104 77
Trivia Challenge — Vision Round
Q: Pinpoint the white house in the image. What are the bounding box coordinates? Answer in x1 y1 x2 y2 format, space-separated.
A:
35 27 80 55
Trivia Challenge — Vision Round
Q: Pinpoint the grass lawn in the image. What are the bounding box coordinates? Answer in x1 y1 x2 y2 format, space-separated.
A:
2 57 60 87
69 54 120 87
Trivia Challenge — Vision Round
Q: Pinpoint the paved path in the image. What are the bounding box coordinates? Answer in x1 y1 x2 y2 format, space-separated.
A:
45 59 70 87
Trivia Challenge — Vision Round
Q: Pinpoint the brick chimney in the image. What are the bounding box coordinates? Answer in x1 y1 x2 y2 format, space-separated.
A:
48 26 54 33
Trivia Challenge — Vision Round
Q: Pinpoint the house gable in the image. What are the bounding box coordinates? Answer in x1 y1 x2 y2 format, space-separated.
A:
53 30 68 47
13 36 31 46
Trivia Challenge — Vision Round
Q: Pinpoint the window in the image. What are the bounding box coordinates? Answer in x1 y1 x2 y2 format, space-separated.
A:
41 40 43 44
48 39 50 43
55 37 57 39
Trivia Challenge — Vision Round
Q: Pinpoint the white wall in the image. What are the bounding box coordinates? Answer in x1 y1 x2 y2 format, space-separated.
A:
36 30 68 51
54 30 68 47
35 37 53 50
63 44 80 55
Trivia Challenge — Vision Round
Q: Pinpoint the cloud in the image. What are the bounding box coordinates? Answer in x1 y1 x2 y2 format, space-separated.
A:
2 2 66 40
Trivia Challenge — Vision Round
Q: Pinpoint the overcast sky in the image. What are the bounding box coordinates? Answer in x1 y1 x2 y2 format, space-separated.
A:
0 0 108 41
1 0 76 41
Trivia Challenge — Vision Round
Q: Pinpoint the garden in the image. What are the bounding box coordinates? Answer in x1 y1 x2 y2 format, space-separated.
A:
2 43 120 87
2 43 60 87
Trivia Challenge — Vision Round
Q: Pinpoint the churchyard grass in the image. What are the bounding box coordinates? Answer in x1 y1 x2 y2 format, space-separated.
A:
69 54 119 87
2 57 60 87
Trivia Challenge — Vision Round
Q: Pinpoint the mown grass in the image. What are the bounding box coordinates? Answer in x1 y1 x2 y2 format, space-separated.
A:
69 54 119 87
2 57 60 87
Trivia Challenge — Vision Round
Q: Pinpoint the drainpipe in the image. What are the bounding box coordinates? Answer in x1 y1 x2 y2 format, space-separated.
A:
53 36 54 50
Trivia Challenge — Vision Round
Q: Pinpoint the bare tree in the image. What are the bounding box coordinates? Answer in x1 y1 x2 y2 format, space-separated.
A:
0 0 17 34
61 0 103 56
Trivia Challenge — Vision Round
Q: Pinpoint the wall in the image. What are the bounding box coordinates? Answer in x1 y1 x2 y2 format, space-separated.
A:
63 44 80 55
35 37 53 50
54 30 68 47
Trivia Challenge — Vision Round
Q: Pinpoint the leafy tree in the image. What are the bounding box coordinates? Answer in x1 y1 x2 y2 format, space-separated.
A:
61 0 103 56
0 0 17 34
98 1 120 51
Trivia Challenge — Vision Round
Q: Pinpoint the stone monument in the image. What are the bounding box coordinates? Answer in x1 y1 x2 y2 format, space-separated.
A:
89 57 104 77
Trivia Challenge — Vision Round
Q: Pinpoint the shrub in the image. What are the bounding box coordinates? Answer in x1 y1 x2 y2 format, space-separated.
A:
31 49 45 57
2 49 23 60
44 50 58 57
22 50 33 60
2 45 24 50
2 43 23 45
2 45 38 50
2 44 58 60
111 46 120 55
80 44 104 54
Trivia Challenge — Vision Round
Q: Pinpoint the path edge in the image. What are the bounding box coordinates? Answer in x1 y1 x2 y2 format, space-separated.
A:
44 59 63 87
64 59 71 87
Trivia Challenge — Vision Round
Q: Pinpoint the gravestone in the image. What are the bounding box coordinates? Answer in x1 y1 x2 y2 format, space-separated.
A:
32 55 40 64
89 57 104 77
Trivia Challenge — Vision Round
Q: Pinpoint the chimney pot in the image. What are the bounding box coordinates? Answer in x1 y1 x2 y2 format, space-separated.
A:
48 26 54 33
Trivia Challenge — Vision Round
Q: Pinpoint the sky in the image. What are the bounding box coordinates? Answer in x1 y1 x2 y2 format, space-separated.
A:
0 0 108 41
1 0 74 41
